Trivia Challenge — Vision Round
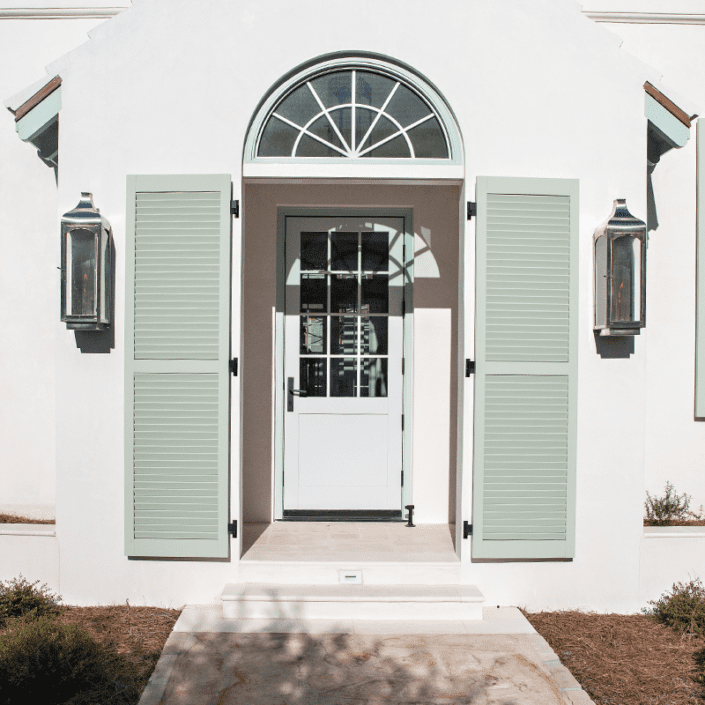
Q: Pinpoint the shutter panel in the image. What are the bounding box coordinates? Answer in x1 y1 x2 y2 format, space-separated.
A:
696 121 705 417
125 174 231 558
472 176 578 559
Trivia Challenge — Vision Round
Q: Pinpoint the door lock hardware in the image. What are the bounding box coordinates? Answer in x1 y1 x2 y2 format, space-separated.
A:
287 377 307 411
405 504 415 528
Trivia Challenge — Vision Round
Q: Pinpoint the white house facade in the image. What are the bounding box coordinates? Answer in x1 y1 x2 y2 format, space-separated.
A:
2 0 705 614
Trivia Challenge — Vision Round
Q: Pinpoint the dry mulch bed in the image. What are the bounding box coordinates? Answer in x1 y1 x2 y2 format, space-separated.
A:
525 610 705 705
57 604 181 697
0 513 54 524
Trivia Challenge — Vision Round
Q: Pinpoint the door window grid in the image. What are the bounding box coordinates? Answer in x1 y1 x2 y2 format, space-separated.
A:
299 231 390 397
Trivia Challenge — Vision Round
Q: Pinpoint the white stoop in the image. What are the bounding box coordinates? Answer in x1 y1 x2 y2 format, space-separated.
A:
221 584 485 621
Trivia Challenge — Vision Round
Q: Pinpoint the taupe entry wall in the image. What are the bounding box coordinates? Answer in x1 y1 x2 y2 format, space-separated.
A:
241 183 461 525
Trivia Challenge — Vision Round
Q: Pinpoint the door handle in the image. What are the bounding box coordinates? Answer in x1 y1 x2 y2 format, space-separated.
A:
287 377 307 411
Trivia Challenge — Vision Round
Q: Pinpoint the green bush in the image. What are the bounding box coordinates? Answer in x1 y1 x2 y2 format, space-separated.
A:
644 481 703 525
643 578 705 636
0 616 141 705
0 576 61 625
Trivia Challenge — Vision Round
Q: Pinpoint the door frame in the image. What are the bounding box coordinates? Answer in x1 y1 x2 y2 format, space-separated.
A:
274 207 414 520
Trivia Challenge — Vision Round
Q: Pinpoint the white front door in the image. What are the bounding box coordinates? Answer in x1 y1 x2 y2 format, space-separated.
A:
283 216 405 516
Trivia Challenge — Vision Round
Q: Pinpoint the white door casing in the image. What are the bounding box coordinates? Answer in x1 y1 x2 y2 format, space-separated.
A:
283 217 405 515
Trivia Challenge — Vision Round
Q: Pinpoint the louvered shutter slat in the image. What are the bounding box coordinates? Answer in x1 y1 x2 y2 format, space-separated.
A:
125 175 231 559
473 177 578 560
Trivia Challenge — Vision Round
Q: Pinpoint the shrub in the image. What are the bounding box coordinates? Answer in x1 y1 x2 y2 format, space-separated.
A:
644 481 703 526
643 578 705 637
0 616 141 705
0 576 61 625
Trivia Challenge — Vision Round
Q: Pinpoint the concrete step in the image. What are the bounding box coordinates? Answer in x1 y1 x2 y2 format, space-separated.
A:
236 560 462 585
221 584 485 621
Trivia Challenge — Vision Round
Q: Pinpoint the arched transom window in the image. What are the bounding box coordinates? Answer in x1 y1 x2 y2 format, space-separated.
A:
250 59 460 163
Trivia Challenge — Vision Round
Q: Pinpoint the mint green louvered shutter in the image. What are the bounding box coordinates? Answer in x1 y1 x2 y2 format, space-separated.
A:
125 174 231 558
472 176 578 560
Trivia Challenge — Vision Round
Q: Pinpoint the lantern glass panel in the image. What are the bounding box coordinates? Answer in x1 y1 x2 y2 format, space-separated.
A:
610 235 641 323
67 228 97 317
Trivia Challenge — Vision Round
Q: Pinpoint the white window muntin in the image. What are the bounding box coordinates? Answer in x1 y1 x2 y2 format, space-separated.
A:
244 55 463 166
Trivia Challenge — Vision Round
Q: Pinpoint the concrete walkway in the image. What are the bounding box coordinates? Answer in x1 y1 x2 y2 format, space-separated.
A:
139 607 594 705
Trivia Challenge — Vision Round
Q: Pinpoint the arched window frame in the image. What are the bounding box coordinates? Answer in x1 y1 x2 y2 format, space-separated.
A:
244 54 464 170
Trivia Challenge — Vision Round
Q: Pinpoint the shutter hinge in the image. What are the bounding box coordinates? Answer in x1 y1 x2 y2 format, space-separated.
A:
401 415 404 431
401 469 404 486
463 521 473 539
228 521 238 538
401 358 405 375
230 358 238 376
230 200 239 218
467 202 477 220
465 359 476 377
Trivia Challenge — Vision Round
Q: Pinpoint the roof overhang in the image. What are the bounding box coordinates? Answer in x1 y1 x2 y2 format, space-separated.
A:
5 75 61 168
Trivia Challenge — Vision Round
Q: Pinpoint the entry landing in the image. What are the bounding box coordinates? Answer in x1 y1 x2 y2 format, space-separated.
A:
241 522 458 563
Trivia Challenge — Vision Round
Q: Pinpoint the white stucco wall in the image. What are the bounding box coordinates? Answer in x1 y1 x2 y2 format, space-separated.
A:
0 10 120 518
4 0 704 610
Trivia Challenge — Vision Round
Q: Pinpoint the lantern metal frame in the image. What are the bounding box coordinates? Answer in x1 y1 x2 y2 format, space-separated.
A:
593 198 647 336
60 192 113 331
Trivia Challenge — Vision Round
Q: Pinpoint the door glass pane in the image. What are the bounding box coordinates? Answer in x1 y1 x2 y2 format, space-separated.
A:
361 358 388 398
331 233 358 271
300 316 326 354
331 316 358 355
300 358 327 397
331 275 358 313
361 317 387 354
361 274 388 313
361 232 389 271
301 233 327 270
330 358 357 397
300 273 327 312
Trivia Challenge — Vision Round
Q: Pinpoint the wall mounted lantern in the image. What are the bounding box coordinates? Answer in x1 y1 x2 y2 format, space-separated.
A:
594 198 647 336
60 192 112 330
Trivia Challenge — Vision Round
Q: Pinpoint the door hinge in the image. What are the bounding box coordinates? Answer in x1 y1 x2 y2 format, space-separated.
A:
228 521 238 538
229 358 238 376
230 200 239 218
465 359 476 377
467 202 477 220
463 521 473 539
